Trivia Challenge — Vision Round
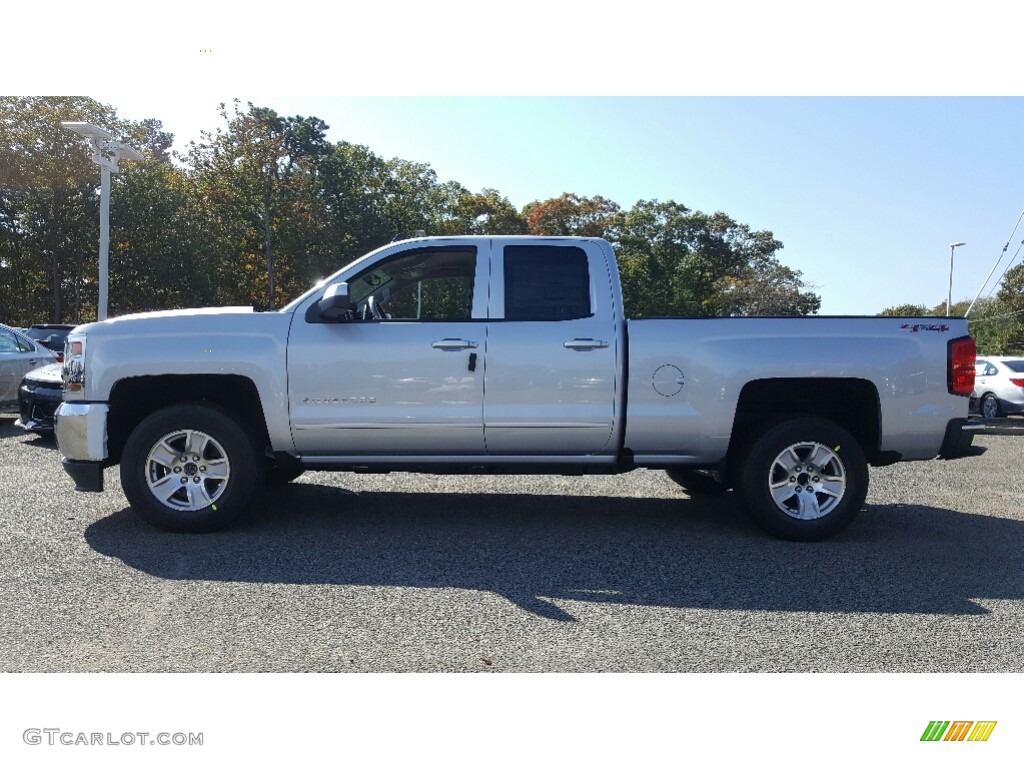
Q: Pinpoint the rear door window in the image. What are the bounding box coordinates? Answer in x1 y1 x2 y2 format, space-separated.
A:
503 245 592 321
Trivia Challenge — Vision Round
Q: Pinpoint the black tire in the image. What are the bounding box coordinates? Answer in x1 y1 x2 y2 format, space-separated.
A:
980 393 1001 419
665 468 729 494
736 417 868 541
120 403 263 532
266 465 306 486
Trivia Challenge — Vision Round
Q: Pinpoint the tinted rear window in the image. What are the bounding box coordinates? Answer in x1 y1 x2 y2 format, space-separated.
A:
1002 359 1024 373
503 245 591 321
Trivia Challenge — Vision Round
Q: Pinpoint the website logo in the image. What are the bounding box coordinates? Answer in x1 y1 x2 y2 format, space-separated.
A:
921 721 997 742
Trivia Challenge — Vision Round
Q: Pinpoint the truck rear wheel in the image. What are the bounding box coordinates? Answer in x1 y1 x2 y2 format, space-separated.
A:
736 417 868 541
120 403 263 532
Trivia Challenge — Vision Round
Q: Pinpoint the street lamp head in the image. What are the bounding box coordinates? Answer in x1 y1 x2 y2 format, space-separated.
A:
62 122 144 172
101 142 145 163
951 242 967 248
60 122 113 141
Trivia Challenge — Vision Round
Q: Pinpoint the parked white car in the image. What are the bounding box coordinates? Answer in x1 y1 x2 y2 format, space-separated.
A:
972 356 1024 418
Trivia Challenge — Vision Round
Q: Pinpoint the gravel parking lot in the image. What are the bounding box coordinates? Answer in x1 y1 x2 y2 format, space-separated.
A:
2 415 1023 673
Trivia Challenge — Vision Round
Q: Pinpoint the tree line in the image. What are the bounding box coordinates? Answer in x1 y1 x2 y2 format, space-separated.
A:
0 96 821 327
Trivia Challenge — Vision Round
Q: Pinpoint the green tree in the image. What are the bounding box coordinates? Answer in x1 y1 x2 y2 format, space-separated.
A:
182 101 331 309
108 159 215 314
709 262 821 316
878 303 932 316
314 140 392 276
522 193 624 239
616 199 818 317
963 297 1014 354
433 186 527 236
982 265 1024 353
377 157 442 241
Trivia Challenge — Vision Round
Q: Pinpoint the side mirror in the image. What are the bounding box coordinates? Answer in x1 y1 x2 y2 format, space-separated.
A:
317 282 353 320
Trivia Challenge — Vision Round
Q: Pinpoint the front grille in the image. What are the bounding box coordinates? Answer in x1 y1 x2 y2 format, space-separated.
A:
30 401 58 421
18 380 62 428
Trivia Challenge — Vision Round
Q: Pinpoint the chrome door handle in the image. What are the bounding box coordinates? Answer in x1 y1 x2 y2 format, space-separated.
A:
432 338 478 350
563 338 608 350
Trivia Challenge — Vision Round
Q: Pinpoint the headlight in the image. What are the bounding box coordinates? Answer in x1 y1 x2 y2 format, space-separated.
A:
63 335 86 396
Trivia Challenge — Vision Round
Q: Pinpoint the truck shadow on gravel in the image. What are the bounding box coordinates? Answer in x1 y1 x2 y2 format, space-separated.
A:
84 485 1024 621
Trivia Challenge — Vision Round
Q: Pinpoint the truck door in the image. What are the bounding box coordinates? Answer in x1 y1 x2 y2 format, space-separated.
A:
483 240 620 455
288 242 489 456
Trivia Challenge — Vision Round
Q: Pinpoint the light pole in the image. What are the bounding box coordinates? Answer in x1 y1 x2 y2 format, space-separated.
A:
947 241 966 317
61 122 143 321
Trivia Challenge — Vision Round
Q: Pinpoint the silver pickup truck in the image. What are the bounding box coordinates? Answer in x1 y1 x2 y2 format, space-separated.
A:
54 236 980 540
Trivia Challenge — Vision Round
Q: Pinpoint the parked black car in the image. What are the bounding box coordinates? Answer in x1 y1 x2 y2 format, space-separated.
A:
16 363 63 434
23 324 76 362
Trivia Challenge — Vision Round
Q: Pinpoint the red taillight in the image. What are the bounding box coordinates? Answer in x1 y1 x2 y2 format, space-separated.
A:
1011 378 1024 388
948 336 976 396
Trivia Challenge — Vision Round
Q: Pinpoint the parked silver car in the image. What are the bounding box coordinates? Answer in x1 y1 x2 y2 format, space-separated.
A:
0 324 60 411
972 356 1024 418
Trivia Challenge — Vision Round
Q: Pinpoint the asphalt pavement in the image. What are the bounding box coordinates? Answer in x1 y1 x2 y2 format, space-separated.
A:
2 414 1023 672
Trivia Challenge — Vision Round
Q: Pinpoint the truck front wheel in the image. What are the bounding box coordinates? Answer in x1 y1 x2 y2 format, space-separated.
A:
736 417 868 541
120 403 263 532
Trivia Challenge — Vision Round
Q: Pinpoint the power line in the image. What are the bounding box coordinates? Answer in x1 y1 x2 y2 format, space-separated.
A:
982 239 1024 303
964 306 1024 324
966 207 1024 315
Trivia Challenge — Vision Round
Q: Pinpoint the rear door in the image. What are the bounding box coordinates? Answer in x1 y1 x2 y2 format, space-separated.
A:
482 239 620 455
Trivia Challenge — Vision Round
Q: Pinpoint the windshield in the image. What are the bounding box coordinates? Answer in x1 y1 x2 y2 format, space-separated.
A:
25 328 70 351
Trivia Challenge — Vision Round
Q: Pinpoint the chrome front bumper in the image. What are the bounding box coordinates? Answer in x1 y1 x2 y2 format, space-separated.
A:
54 402 109 462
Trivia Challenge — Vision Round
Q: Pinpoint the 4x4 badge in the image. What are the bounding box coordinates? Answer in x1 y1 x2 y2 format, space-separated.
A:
900 323 950 333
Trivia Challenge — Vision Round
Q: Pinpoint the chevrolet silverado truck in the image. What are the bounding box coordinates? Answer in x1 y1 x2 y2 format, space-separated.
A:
53 236 980 540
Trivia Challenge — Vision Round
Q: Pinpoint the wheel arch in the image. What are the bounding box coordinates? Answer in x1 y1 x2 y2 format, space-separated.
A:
107 374 271 464
727 377 882 469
